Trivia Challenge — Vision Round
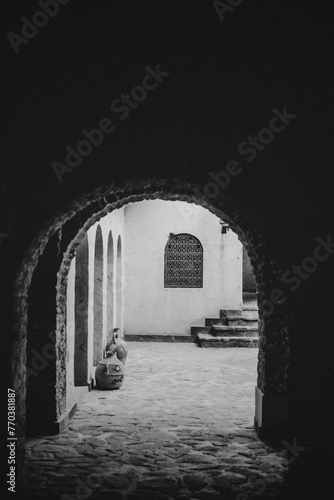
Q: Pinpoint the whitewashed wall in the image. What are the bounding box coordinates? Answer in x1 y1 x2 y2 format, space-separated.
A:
123 200 242 335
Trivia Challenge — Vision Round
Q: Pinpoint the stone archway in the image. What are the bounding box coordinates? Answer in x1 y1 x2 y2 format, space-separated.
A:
11 179 291 486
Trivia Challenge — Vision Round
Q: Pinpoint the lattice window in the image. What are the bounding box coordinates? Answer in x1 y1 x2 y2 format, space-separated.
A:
164 233 203 288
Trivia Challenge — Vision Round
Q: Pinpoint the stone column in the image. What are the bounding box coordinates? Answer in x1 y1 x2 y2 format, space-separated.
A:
74 235 89 386
254 309 290 441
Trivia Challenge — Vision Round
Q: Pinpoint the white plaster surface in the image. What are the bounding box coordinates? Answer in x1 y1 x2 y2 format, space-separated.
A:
123 200 242 335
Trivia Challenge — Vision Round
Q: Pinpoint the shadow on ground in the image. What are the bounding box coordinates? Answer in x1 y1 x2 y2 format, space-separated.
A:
25 344 288 499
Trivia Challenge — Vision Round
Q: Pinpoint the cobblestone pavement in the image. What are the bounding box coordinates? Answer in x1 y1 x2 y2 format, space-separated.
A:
25 344 288 499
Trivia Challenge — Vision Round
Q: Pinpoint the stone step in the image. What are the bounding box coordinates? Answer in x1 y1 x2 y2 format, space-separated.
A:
227 316 258 327
205 317 228 326
197 334 259 348
211 325 258 337
190 325 212 336
220 309 243 319
241 308 259 320
125 334 197 343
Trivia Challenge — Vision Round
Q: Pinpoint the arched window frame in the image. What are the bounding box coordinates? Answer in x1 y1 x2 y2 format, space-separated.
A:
164 233 203 288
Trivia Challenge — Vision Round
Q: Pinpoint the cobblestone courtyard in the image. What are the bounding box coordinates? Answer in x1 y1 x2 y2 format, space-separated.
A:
25 344 288 499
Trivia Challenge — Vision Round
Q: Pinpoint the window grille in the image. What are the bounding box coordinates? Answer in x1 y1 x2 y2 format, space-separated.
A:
164 233 203 288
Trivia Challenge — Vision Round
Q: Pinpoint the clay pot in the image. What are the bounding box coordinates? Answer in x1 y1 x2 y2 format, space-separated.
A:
114 330 128 365
106 329 128 366
95 352 124 390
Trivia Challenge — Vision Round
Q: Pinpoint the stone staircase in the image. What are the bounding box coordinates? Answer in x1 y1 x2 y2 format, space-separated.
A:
191 307 259 348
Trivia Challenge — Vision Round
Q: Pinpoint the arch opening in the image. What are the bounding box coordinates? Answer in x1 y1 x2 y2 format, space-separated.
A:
12 180 290 472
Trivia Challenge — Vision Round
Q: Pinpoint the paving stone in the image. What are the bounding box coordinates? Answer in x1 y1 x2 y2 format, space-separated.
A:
56 468 94 475
165 451 190 459
213 471 247 489
94 491 124 500
83 436 108 447
246 442 266 449
237 450 257 459
71 443 94 454
27 460 60 466
26 439 50 447
54 450 82 458
227 466 256 477
183 473 208 491
28 452 56 459
69 426 103 435
62 457 95 463
102 472 132 489
33 444 77 453
26 493 51 499
193 443 219 452
128 491 171 500
181 465 221 473
178 454 219 464
41 485 77 493
192 488 232 499
137 475 180 491
53 437 84 445
210 440 228 447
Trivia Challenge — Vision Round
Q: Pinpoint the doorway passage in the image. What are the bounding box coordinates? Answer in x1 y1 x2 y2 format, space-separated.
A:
21 181 291 487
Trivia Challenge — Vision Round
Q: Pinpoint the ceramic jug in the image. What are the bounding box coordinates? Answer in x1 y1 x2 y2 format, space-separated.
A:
113 328 128 365
95 351 124 390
